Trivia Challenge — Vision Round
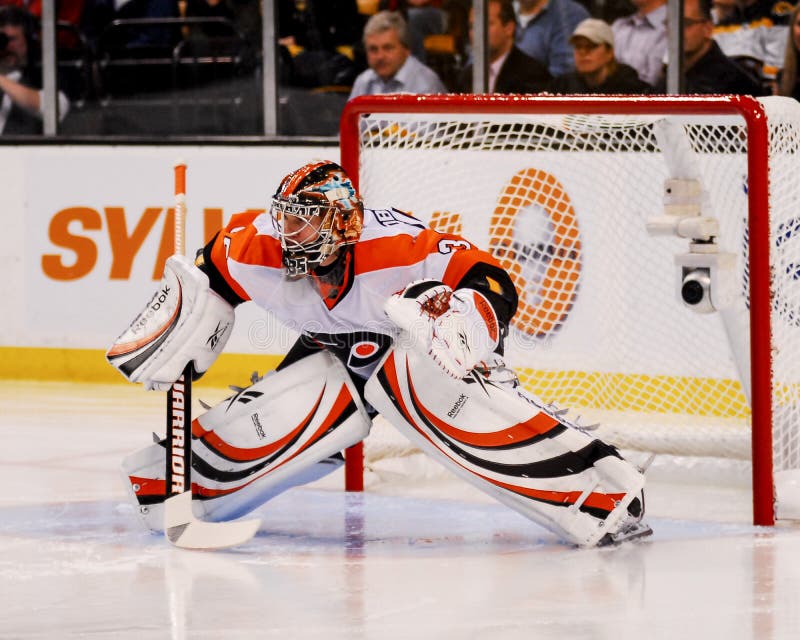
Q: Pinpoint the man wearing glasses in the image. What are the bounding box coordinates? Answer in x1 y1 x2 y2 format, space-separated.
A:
664 0 767 94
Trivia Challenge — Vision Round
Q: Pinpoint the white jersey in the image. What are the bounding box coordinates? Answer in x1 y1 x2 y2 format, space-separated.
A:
206 207 510 378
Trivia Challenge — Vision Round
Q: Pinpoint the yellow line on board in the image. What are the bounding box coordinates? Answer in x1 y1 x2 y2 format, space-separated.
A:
516 368 751 419
0 347 755 419
0 347 283 388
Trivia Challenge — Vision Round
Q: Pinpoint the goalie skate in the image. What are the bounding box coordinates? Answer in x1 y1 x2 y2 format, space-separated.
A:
597 521 654 546
597 497 653 547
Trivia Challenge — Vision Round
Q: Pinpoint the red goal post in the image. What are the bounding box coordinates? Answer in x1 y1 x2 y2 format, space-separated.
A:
339 94 799 526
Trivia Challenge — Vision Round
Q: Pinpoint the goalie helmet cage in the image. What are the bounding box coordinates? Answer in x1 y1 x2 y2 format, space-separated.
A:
339 94 800 527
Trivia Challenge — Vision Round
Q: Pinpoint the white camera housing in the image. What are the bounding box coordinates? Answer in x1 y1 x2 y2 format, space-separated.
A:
645 178 720 240
675 243 737 313
645 177 738 313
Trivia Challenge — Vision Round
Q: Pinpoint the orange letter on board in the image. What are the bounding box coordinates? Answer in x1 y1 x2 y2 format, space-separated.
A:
42 207 102 281
106 207 163 280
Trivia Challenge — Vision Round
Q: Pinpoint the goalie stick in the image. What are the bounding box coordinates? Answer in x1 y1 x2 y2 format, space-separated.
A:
162 160 260 550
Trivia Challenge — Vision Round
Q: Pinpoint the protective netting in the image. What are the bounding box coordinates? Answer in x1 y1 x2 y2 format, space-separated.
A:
348 97 800 494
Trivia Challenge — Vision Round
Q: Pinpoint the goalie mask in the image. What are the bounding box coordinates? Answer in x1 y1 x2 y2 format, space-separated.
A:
270 161 364 277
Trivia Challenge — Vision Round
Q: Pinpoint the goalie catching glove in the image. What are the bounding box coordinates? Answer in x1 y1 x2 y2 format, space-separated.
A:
384 280 500 378
106 255 234 390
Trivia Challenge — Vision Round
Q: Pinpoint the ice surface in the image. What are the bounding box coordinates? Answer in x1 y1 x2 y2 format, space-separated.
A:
1 381 799 639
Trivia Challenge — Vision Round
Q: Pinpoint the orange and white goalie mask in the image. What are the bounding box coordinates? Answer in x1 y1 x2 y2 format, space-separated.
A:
270 161 364 277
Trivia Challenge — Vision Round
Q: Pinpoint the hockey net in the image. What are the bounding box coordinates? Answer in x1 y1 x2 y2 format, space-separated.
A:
339 95 800 524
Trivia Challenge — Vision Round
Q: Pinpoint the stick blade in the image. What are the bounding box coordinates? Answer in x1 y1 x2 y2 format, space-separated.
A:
164 491 260 550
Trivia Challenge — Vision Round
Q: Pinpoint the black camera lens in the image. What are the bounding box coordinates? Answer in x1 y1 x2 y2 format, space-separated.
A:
682 279 705 305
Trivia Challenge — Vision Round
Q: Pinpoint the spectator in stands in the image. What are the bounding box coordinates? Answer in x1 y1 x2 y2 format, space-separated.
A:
778 2 800 99
278 0 362 88
712 0 791 90
0 6 70 134
81 0 182 50
178 0 250 40
0 0 87 47
611 0 667 86
183 0 235 36
117 0 180 46
595 0 640 25
184 0 234 20
349 10 446 98
549 18 651 93
380 0 447 63
515 0 590 77
656 0 766 94
279 0 362 54
457 0 550 93
711 0 738 24
225 0 261 50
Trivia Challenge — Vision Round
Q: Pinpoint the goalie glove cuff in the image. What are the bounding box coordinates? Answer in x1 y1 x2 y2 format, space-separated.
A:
384 280 500 379
429 288 500 378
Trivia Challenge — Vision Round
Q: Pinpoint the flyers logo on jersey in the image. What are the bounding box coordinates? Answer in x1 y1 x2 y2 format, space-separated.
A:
348 341 382 366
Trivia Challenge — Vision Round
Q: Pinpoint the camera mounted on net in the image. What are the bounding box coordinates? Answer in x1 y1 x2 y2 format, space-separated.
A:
646 177 737 313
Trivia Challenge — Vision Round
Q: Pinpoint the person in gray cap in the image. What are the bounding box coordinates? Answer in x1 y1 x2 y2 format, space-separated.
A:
549 18 653 94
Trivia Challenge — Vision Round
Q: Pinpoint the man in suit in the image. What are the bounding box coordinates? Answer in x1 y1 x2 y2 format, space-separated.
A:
458 0 551 93
654 0 767 94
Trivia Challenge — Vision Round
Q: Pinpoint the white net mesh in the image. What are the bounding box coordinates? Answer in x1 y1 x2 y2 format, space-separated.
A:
347 96 800 515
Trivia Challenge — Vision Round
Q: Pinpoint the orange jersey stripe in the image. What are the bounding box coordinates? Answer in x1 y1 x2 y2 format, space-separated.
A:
208 210 279 301
354 228 502 288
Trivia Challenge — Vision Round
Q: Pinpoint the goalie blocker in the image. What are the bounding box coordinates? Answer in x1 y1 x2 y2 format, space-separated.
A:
106 255 234 390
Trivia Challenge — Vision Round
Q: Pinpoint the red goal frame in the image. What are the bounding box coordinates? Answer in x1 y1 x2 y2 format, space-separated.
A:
338 94 774 526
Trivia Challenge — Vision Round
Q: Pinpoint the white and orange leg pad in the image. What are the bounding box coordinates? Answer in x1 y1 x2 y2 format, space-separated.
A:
365 345 647 547
122 351 372 532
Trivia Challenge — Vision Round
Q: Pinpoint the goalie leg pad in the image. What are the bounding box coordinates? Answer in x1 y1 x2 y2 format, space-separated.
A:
123 351 372 531
123 443 346 532
365 346 647 547
106 255 234 390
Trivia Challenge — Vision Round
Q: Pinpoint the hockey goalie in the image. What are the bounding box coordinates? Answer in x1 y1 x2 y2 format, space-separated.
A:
107 160 651 547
